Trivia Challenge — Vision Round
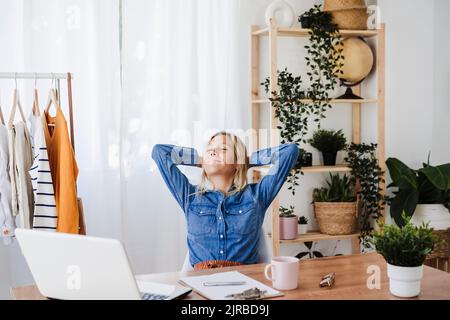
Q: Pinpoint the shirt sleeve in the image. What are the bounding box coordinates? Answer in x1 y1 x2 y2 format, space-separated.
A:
151 144 199 211
250 143 299 209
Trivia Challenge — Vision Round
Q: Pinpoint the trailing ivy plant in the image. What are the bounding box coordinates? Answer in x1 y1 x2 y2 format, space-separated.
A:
345 143 385 250
301 4 344 125
262 69 308 195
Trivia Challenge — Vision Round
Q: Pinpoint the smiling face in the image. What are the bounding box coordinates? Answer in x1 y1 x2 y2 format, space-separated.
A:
203 134 237 178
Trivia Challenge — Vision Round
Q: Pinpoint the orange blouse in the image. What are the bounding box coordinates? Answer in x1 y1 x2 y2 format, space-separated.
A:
43 108 79 234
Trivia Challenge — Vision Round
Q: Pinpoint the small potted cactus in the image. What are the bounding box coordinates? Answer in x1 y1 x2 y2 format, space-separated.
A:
298 216 309 235
279 206 298 240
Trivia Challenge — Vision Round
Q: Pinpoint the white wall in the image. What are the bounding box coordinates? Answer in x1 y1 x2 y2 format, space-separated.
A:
432 0 450 164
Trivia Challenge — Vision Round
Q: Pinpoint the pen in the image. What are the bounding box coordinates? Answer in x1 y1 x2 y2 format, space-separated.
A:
203 281 247 286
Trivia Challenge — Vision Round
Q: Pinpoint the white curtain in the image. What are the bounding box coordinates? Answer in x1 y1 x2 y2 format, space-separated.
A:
0 0 243 294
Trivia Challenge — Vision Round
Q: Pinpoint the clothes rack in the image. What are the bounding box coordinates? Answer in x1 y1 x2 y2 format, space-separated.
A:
0 72 76 153
0 72 85 235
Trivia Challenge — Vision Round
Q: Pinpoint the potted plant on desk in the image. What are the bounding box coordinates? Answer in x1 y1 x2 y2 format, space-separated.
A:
312 173 357 235
372 213 439 298
279 206 298 240
309 129 347 166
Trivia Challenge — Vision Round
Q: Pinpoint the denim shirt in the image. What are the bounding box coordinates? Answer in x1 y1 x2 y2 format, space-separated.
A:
151 143 299 266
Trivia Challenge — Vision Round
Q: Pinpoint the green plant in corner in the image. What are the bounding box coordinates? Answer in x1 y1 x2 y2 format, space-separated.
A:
279 205 296 218
371 212 439 267
344 143 385 250
385 156 450 227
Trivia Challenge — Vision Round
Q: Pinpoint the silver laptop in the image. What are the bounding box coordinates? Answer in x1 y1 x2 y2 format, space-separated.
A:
15 229 191 300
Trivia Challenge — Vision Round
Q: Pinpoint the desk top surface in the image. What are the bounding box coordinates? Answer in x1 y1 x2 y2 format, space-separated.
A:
10 253 450 300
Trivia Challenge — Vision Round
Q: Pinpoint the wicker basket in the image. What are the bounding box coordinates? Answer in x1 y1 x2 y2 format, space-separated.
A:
428 228 450 259
324 0 368 30
314 202 357 235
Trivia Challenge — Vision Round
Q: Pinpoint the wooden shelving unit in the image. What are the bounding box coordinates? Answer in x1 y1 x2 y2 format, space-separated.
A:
250 20 386 257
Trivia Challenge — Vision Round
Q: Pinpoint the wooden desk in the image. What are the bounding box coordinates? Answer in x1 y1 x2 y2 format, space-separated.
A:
10 253 450 300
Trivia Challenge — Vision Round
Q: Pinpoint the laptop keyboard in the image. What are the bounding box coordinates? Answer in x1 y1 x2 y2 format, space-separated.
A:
141 292 170 300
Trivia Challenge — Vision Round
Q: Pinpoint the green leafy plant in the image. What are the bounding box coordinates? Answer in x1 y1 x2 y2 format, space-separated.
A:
301 5 344 123
296 241 324 260
279 205 296 218
371 212 439 267
298 216 308 225
309 129 347 153
345 143 385 249
312 173 356 202
262 69 307 196
262 4 344 195
385 156 450 227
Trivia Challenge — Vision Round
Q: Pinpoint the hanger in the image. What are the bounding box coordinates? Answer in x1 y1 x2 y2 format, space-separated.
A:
32 73 40 116
8 73 27 128
46 74 61 127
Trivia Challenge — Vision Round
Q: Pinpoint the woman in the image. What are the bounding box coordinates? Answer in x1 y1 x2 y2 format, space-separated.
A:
151 131 299 270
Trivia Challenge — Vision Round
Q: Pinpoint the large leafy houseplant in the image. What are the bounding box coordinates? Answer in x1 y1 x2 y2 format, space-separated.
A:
385 157 450 227
345 143 385 249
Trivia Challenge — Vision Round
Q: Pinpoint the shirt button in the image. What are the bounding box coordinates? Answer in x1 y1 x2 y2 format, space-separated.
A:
220 234 223 239
218 216 222 220
239 210 242 213
200 211 203 214
220 250 224 254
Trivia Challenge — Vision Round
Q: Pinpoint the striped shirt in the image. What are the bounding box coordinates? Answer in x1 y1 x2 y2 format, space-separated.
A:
29 114 57 231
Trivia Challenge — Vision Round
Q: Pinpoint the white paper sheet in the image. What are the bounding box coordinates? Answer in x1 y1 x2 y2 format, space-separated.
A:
179 271 282 300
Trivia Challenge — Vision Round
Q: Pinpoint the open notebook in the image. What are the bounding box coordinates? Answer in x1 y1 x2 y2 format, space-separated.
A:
179 271 283 300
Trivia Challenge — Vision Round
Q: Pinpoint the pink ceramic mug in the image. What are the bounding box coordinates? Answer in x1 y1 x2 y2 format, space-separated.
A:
264 256 299 290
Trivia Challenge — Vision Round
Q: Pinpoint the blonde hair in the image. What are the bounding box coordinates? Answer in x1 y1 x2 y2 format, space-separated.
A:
196 131 249 195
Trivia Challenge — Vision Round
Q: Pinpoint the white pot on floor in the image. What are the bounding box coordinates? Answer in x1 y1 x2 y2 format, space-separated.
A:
387 263 423 298
411 204 450 230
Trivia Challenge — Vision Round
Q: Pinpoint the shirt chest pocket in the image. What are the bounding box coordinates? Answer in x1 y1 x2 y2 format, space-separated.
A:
187 204 216 236
226 202 257 236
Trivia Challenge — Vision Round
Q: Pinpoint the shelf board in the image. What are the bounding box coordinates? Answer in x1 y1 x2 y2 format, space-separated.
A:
268 231 360 244
252 99 378 104
253 164 351 175
253 27 378 38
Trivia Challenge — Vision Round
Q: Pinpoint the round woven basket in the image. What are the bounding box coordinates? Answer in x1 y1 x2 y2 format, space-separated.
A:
428 228 450 259
314 202 357 235
324 0 368 30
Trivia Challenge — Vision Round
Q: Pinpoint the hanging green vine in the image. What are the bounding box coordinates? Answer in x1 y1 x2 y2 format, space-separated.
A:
344 143 385 250
262 69 307 195
302 4 344 127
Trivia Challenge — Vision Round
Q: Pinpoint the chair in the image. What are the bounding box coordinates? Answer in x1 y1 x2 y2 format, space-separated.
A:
180 228 271 271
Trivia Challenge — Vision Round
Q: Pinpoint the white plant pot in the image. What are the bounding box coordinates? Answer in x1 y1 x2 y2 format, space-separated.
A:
411 204 450 230
298 224 308 235
387 263 423 298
